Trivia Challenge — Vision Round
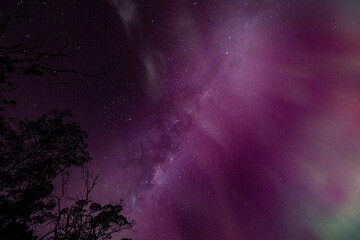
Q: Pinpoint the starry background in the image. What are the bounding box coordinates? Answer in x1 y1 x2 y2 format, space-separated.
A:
2 0 360 239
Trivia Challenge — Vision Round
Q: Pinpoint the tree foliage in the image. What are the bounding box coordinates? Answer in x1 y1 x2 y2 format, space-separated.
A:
39 167 132 240
0 110 91 239
0 11 132 240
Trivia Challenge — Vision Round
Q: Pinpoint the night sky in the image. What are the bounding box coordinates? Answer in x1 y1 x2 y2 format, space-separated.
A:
2 0 360 239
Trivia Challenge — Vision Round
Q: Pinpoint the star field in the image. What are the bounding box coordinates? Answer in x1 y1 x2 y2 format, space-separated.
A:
2 0 360 239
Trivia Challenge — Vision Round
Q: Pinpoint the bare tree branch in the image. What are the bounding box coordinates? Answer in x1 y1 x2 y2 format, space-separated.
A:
38 165 132 240
0 10 106 109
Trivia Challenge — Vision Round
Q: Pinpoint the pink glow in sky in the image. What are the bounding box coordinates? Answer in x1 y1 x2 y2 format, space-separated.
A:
97 1 360 239
4 0 359 239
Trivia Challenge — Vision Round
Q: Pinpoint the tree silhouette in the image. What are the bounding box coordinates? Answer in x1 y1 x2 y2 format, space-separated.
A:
0 110 91 239
39 166 132 240
0 10 104 111
0 11 132 240
0 111 133 240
